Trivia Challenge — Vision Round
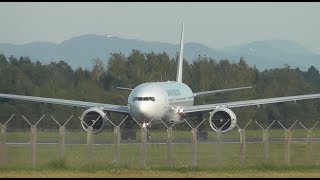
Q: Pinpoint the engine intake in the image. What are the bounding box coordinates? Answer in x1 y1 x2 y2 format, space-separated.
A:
80 107 107 134
209 107 237 133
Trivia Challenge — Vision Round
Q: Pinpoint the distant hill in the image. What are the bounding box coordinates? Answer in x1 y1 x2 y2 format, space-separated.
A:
220 39 320 70
0 34 319 71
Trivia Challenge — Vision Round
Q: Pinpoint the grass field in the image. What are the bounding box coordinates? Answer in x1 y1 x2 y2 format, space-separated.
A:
2 141 320 168
1 169 320 177
1 162 320 177
1 128 320 176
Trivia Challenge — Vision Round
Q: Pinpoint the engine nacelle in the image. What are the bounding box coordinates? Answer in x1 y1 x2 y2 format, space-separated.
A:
209 107 237 133
80 107 107 134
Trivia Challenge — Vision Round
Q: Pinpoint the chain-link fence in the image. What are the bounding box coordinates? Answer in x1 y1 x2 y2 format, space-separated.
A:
0 113 319 169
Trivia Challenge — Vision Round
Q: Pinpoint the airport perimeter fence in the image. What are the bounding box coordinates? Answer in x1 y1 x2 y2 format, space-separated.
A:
0 113 320 169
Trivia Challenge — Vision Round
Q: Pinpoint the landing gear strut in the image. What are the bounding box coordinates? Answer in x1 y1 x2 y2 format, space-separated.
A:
142 122 150 128
142 121 151 140
121 117 136 140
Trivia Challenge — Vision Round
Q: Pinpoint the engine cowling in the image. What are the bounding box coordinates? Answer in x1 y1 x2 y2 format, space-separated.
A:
80 107 107 134
209 107 237 133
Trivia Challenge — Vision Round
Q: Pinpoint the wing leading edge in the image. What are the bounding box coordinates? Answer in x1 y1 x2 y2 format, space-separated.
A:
193 86 252 97
0 93 129 114
183 93 320 114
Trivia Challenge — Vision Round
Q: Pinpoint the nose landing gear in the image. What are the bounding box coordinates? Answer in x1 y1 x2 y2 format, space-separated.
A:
141 122 151 140
142 122 151 128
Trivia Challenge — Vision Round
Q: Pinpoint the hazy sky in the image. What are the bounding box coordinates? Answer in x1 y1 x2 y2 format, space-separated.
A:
1 2 320 53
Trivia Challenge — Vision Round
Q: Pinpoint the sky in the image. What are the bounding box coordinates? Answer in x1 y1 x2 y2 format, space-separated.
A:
1 2 320 53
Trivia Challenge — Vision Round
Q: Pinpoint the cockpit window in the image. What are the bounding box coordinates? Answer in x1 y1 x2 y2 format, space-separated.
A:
132 97 142 101
133 97 155 102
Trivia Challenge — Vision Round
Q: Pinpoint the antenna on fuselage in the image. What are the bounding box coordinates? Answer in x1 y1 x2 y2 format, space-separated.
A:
176 21 184 83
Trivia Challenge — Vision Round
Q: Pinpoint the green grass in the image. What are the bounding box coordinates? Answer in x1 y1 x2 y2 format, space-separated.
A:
1 155 320 174
1 128 320 172
1 141 320 170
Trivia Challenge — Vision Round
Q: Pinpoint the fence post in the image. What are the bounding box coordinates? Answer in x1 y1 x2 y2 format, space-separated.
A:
58 126 65 161
306 130 312 164
184 117 206 167
284 129 291 164
106 115 127 165
262 130 269 162
114 126 120 163
191 128 197 166
236 120 252 165
87 126 93 165
141 127 147 169
167 127 172 166
30 125 37 167
210 119 231 165
299 121 319 165
0 125 6 164
0 114 14 164
255 120 275 163
212 119 230 163
51 115 73 162
157 118 174 167
239 128 245 165
22 114 45 168
78 115 101 166
278 120 297 165
216 129 222 163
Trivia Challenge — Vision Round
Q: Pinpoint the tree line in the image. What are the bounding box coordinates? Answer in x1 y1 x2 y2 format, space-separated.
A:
0 50 320 130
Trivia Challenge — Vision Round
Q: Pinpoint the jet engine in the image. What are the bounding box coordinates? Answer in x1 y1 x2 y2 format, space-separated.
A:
80 107 107 134
209 107 237 133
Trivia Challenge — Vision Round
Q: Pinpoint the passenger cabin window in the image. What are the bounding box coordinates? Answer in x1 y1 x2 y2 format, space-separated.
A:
133 97 155 102
166 89 181 96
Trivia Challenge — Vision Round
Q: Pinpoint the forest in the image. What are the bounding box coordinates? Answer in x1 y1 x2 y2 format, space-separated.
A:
0 49 320 129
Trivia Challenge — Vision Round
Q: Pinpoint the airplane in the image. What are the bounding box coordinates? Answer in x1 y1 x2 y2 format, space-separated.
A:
106 34 115 38
1 22 320 134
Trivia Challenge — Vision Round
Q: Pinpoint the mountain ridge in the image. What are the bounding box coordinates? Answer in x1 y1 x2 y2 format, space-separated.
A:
0 34 319 71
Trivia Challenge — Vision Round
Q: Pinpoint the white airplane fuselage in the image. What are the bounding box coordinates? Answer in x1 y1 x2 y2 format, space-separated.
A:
128 81 194 124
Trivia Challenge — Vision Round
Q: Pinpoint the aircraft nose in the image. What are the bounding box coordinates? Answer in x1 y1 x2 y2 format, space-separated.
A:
137 103 151 119
131 102 154 121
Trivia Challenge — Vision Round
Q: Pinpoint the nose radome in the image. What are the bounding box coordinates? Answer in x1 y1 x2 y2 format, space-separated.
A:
136 103 144 113
136 103 153 119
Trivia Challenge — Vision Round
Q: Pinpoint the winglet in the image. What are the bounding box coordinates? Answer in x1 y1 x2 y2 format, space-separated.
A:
176 21 184 83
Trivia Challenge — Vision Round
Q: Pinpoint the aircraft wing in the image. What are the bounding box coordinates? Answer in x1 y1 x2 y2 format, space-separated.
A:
193 86 252 97
182 93 320 114
0 93 129 114
117 87 134 91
